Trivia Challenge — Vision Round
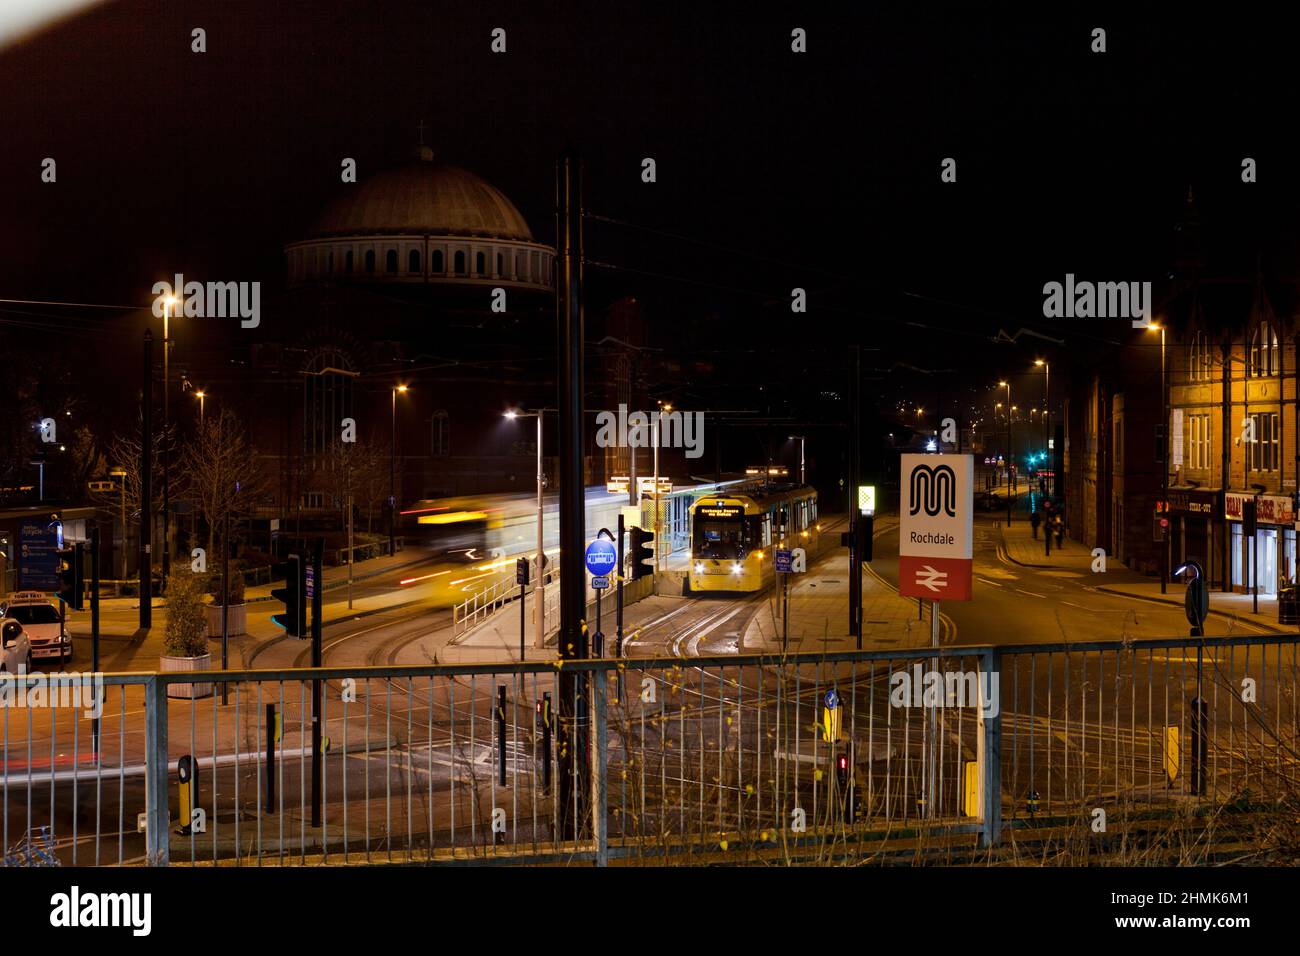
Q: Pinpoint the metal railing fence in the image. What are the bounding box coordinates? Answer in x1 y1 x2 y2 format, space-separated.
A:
0 633 1296 866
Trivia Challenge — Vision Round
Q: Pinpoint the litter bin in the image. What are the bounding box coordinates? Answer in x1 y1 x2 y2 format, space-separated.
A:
1279 586 1299 625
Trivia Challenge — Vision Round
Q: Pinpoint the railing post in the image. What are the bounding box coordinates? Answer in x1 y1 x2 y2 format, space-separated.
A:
144 674 170 866
979 647 1002 849
591 665 609 866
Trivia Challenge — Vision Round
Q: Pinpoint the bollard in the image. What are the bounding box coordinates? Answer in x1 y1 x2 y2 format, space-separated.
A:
177 755 197 835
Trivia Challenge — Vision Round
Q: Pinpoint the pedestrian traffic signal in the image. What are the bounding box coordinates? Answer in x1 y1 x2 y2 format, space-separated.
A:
629 527 655 579
56 544 84 611
270 554 304 637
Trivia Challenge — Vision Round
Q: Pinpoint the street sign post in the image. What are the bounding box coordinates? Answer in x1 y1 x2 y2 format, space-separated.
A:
586 535 618 657
899 454 974 602
899 453 973 821
18 520 60 592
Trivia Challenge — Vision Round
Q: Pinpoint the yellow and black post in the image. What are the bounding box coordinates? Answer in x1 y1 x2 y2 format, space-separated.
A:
177 755 197 835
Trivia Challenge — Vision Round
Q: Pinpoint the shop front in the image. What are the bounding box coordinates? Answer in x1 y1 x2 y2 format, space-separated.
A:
1168 488 1219 585
1224 492 1296 597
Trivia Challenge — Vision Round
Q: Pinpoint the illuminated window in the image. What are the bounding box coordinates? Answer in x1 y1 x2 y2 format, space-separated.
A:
1250 321 1279 377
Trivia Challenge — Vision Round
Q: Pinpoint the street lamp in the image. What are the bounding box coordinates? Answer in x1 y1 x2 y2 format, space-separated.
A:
1149 323 1168 593
194 390 206 423
110 466 128 579
999 381 1012 523
161 294 178 584
390 384 409 557
788 435 806 485
506 408 551 650
1035 359 1051 495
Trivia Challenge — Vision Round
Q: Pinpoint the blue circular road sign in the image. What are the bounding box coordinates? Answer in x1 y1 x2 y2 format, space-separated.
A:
825 689 840 709
584 539 618 577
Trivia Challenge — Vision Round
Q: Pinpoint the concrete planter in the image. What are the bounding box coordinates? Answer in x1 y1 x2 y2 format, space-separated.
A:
205 603 247 637
160 653 213 699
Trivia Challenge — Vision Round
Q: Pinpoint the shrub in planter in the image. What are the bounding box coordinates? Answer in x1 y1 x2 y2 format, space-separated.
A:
205 561 248 636
165 569 210 658
162 568 213 699
207 562 246 606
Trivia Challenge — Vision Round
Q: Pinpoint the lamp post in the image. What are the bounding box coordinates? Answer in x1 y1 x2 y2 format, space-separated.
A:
1149 324 1167 593
506 408 550 650
390 384 409 557
1035 359 1050 495
161 295 176 585
999 381 1012 523
195 390 206 423
110 466 127 580
789 434 806 485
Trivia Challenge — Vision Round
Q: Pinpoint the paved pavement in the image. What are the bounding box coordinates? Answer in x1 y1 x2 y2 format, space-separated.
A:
742 516 941 655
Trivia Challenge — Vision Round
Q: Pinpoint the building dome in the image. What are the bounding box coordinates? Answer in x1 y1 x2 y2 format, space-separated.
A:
285 150 552 292
308 162 534 242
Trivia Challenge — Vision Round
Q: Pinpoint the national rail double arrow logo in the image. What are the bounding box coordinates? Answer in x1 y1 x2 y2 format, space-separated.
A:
915 565 948 593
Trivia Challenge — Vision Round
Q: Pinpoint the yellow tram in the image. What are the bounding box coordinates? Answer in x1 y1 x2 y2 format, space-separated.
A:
686 485 818 594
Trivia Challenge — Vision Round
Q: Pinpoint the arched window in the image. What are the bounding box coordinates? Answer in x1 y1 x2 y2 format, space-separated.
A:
475 251 486 275
345 250 354 273
496 252 504 276
364 249 375 273
454 250 466 274
516 251 527 280
385 249 398 273
326 250 334 274
432 250 444 273
408 249 421 273
1251 321 1279 377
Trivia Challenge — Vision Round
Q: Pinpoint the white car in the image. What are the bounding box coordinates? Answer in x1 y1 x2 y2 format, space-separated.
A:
0 619 32 674
0 593 70 663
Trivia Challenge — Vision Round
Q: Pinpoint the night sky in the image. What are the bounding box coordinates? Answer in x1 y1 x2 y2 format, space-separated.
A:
3 4 1300 420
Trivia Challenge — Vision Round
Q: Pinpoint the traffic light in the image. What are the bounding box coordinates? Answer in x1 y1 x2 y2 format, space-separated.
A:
842 516 874 562
270 553 304 637
629 527 655 579
836 750 857 823
56 544 84 611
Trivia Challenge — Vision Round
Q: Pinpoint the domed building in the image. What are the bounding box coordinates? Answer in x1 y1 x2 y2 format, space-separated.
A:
210 147 562 551
284 147 554 294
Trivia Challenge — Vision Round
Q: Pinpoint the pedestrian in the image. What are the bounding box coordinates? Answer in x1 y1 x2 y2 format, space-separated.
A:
1030 509 1041 539
1054 515 1064 548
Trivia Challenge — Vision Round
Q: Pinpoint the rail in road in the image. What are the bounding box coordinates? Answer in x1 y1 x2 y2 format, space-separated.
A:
1 632 1296 866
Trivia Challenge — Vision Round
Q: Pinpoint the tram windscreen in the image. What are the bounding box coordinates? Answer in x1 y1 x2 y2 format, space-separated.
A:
693 502 752 559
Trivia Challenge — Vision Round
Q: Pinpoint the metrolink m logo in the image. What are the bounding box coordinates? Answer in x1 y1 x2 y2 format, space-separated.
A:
909 464 957 517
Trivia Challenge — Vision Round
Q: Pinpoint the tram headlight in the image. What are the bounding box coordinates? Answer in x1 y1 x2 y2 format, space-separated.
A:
731 562 742 575
694 562 704 574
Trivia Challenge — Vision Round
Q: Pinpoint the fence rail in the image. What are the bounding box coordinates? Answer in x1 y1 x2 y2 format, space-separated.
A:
2 633 1297 866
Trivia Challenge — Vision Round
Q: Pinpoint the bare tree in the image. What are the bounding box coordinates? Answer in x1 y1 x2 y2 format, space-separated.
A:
329 437 387 530
178 407 269 561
